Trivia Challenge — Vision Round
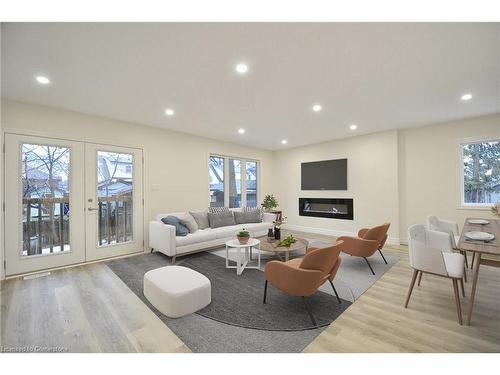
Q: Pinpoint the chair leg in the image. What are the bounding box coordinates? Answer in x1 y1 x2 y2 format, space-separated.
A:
378 249 388 264
462 250 469 269
302 296 317 326
405 269 418 308
328 279 342 304
459 278 465 298
417 271 423 286
452 279 463 325
471 252 476 270
150 248 154 253
363 257 375 275
263 280 268 304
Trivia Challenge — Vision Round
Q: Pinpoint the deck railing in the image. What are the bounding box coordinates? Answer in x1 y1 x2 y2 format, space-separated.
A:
97 196 133 246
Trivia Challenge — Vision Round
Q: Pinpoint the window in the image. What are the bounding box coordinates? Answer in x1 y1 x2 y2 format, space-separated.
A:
209 155 259 208
460 140 500 207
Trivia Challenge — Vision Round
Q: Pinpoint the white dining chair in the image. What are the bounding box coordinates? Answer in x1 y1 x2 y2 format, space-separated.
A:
405 224 466 325
426 215 469 276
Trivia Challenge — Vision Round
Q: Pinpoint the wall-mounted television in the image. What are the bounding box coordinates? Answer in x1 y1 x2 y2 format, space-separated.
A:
301 158 347 190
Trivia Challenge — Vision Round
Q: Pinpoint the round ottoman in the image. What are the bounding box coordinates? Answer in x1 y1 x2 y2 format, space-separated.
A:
143 266 211 318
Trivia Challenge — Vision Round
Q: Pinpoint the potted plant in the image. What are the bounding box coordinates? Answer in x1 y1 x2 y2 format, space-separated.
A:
237 229 250 244
261 194 279 212
277 234 297 248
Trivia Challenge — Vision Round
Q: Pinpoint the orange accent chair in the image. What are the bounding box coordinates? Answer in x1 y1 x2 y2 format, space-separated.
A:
263 240 343 326
337 223 390 275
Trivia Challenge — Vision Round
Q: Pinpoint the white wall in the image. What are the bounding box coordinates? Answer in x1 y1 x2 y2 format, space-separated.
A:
272 130 400 243
398 113 500 241
1 100 274 252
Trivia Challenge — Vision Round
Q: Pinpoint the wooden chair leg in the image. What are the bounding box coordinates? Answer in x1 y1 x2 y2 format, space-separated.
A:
459 278 465 298
417 271 423 286
462 250 469 269
405 270 418 308
452 279 463 325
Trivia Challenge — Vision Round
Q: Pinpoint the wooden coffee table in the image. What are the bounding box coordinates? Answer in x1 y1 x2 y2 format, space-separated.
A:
259 236 308 261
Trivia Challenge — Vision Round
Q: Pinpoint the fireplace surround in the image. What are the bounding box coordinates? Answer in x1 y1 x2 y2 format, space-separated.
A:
299 198 354 220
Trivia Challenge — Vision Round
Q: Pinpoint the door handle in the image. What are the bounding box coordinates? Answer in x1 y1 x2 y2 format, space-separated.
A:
88 207 99 211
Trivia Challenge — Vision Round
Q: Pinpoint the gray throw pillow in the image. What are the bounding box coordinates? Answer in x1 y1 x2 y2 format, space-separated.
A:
161 216 189 236
208 211 236 228
234 210 262 224
189 210 209 230
177 213 199 233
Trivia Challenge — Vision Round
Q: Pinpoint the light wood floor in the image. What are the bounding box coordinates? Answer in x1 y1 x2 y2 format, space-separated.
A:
0 262 190 352
304 242 500 352
1 232 499 352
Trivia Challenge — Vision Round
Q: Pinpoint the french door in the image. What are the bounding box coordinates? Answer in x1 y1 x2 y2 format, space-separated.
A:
4 134 143 276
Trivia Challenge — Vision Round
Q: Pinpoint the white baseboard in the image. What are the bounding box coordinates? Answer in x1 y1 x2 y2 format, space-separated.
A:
282 224 401 245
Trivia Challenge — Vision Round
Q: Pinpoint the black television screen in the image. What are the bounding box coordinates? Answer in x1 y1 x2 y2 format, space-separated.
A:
301 158 347 190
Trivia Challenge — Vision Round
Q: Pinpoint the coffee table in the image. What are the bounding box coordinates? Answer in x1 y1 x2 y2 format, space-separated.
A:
259 236 308 261
225 238 261 275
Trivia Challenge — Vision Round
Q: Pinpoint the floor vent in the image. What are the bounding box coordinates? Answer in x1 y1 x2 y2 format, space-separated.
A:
23 272 51 280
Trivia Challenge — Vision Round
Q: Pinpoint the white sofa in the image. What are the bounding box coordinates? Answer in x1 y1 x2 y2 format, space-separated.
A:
149 208 275 262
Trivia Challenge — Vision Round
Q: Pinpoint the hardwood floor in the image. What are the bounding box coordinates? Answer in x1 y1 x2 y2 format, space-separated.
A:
1 232 499 352
0 263 190 353
304 243 500 352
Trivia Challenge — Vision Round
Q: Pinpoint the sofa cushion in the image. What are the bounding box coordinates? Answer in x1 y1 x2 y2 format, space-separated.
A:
234 210 262 224
241 222 270 233
189 210 209 230
177 213 199 233
176 229 217 246
161 216 189 236
208 206 230 213
212 226 241 239
208 210 236 228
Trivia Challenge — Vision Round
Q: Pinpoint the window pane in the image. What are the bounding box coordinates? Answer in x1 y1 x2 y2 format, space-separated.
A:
209 156 225 207
22 143 70 256
246 161 258 207
463 140 500 204
229 159 241 208
97 151 134 246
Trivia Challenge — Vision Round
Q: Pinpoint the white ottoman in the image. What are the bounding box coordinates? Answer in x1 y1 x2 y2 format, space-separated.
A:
143 266 211 318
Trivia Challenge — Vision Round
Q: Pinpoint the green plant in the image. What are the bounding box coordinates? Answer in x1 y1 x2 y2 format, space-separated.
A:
261 194 279 210
237 229 250 237
277 234 297 248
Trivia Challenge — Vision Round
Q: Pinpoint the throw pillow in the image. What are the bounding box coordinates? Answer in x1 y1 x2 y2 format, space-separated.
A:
161 216 189 236
242 206 263 220
234 210 262 224
208 206 230 214
177 213 199 233
208 210 236 228
189 210 209 230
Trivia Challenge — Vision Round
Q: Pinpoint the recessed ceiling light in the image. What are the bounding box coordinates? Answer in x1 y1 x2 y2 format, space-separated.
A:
238 128 245 134
165 109 175 116
36 76 50 84
235 63 249 74
281 140 288 145
312 104 322 112
349 124 358 130
461 93 473 101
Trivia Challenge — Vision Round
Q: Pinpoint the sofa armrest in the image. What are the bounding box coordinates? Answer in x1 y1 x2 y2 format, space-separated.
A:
263 212 276 223
149 221 176 256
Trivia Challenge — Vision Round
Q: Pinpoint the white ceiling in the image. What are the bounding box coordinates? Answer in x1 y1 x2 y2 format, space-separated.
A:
2 23 499 150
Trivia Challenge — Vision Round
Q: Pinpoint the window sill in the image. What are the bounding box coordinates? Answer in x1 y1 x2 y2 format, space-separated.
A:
457 205 494 211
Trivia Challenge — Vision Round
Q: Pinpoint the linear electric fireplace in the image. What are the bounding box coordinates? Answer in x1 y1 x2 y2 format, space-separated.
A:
299 198 354 220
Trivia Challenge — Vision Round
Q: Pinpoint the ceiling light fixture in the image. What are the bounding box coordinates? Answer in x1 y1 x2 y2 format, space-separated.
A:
165 109 175 116
312 104 322 112
281 140 288 145
461 93 473 101
36 76 50 84
238 128 245 134
349 124 358 130
235 63 249 74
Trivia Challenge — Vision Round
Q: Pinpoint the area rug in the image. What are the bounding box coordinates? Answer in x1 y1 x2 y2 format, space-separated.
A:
105 243 399 352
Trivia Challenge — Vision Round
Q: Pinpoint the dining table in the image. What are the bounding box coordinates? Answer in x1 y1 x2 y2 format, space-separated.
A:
458 217 500 325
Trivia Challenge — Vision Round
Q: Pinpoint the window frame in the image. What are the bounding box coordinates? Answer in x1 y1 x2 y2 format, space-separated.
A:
457 136 500 210
208 153 260 208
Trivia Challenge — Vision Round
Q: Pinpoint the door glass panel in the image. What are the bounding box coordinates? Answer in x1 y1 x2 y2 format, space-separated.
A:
22 143 71 256
97 151 134 246
229 159 241 208
245 161 258 207
209 156 225 207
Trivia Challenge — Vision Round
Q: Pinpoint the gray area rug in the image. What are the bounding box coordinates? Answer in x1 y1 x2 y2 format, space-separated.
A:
105 240 399 352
